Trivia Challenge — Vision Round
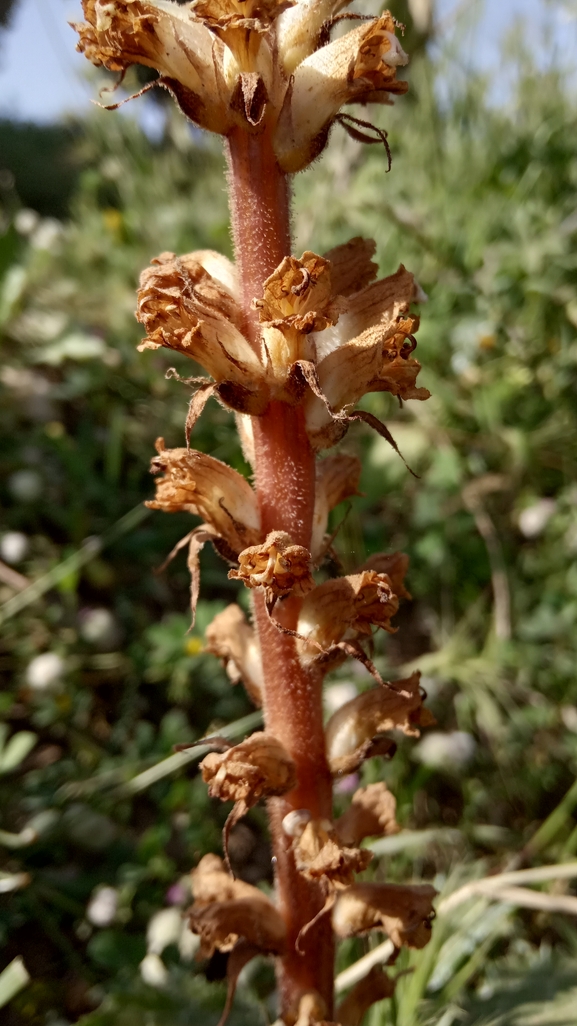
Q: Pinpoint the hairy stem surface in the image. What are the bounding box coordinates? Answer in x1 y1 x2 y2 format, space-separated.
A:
226 127 335 1017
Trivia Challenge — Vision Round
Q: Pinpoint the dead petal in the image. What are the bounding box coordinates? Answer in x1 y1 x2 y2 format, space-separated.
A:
191 853 269 906
355 551 411 600
200 732 297 806
297 571 399 658
332 881 437 949
229 531 314 602
335 783 399 847
323 236 378 298
325 671 431 776
189 894 287 958
292 817 372 887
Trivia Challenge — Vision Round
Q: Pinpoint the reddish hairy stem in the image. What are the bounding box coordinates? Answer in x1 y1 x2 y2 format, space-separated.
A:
226 127 335 1017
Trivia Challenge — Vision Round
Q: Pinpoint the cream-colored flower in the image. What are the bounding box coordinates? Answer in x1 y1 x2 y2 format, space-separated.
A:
332 881 436 949
205 604 263 706
274 13 408 172
325 671 434 775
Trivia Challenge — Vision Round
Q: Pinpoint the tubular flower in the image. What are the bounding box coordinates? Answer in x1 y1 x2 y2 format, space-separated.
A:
136 242 428 447
204 604 263 706
297 571 400 664
332 882 437 950
229 530 315 603
325 672 434 775
335 782 399 847
74 2 408 168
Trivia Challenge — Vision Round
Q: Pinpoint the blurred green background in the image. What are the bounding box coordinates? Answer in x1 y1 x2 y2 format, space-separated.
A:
2 1 577 1023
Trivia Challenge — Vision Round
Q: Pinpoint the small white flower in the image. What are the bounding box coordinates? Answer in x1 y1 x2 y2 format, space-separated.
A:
0 532 29 564
146 907 183 955
14 209 39 236
8 470 42 503
414 731 476 771
140 952 169 988
79 608 119 649
518 499 556 538
178 927 200 962
26 652 65 691
87 885 118 927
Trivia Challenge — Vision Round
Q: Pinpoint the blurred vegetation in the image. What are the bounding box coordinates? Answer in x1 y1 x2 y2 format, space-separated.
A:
1 2 577 1024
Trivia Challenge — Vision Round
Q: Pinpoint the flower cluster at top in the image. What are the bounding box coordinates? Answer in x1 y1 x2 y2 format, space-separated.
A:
73 0 409 170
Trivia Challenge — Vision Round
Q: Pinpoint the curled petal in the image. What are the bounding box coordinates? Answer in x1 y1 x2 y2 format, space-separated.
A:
332 881 436 949
274 14 408 172
189 894 286 958
312 453 361 560
200 732 297 807
205 604 263 706
256 252 335 331
325 671 433 776
298 571 399 657
229 531 314 602
147 439 260 555
323 236 378 298
290 817 372 887
335 783 399 847
336 966 396 1026
355 551 410 601
73 0 230 133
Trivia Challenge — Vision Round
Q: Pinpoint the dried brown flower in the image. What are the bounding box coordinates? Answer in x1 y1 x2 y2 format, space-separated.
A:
204 604 263 706
335 782 399 847
336 966 396 1026
332 881 437 949
312 453 361 558
200 731 297 823
289 816 372 887
297 571 399 661
189 894 287 958
325 672 433 775
229 530 314 603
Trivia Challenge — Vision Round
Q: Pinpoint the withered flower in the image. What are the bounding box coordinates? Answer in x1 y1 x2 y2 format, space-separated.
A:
312 453 361 559
335 782 399 847
73 0 230 133
201 731 296 826
189 894 286 957
229 530 314 604
147 438 260 554
274 13 409 172
205 604 263 706
332 881 437 950
356 551 411 601
297 571 399 662
325 672 433 775
336 966 396 1026
192 852 269 906
288 816 372 888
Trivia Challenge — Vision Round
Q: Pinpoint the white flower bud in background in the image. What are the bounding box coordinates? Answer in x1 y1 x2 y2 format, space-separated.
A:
14 208 40 236
26 652 65 692
324 682 358 716
140 952 168 988
79 608 120 650
87 885 118 927
413 731 475 771
146 907 183 955
178 926 200 962
518 499 556 538
8 470 42 503
0 532 29 564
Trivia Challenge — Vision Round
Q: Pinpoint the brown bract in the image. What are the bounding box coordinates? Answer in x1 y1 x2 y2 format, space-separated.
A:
332 882 437 949
204 604 263 706
290 817 372 888
335 782 399 847
147 438 260 557
191 852 268 906
189 894 287 958
228 530 314 603
325 672 433 775
72 0 230 133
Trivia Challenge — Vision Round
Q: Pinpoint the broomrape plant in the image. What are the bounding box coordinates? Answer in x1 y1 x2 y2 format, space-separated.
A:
73 0 436 1021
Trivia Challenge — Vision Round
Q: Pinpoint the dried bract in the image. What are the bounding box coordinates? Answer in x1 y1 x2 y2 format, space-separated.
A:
205 604 263 706
332 882 436 949
229 530 314 604
325 672 433 775
335 783 399 847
